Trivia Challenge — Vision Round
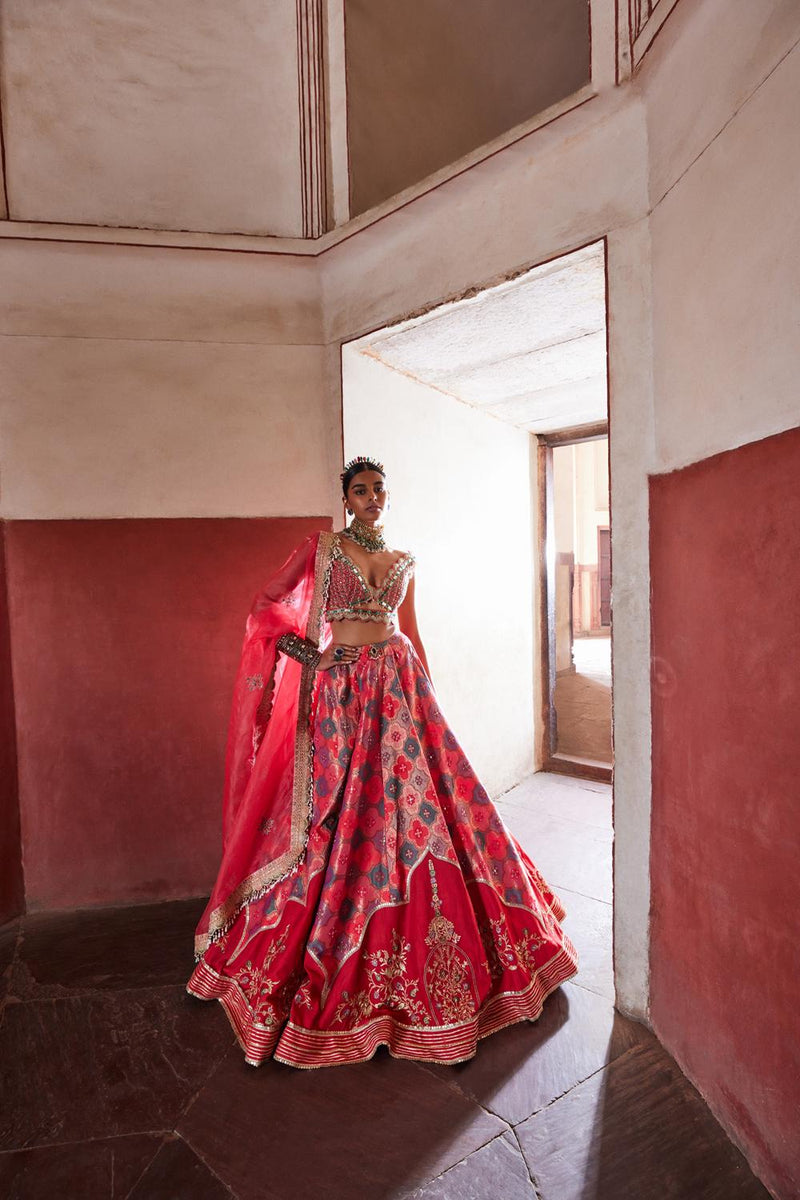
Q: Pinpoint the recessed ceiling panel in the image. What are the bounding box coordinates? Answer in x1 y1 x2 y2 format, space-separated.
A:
358 242 607 433
436 332 608 409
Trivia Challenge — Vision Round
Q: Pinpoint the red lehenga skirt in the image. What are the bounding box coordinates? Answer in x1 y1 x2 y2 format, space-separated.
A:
188 633 578 1068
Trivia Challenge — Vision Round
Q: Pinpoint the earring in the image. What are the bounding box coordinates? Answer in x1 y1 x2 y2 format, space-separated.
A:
346 507 353 516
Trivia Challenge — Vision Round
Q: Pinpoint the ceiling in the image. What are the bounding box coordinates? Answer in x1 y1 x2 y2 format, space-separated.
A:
353 241 608 434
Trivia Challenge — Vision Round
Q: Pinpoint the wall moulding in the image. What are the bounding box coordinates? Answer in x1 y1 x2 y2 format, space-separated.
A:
297 0 329 238
628 0 683 71
0 83 599 257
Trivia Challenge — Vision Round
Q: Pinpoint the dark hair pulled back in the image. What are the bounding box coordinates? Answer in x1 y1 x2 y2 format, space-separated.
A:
341 458 385 496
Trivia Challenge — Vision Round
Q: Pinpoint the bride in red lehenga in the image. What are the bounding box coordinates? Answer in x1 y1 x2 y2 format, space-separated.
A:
188 457 578 1068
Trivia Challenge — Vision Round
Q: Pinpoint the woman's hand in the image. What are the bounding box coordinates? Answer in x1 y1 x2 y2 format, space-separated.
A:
317 643 360 670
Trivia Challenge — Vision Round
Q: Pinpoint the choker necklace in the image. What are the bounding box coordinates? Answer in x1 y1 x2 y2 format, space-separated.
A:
343 518 387 553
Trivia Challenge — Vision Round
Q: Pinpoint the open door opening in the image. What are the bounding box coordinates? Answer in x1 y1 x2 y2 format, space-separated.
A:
340 237 614 1005
539 426 612 783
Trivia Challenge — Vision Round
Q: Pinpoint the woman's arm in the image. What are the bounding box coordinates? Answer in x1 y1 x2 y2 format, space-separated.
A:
397 574 432 680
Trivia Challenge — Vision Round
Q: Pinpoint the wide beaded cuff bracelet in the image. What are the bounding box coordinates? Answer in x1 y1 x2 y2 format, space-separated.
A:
276 632 321 670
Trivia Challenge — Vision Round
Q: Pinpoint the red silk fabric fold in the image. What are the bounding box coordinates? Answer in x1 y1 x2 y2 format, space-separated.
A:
194 532 333 956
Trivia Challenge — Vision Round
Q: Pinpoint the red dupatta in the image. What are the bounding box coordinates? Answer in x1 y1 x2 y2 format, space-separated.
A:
194 530 335 957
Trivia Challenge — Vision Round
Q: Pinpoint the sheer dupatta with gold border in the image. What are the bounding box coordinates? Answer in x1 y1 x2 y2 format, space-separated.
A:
194 530 335 958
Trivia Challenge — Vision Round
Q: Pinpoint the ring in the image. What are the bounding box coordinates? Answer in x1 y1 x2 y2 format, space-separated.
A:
334 647 344 660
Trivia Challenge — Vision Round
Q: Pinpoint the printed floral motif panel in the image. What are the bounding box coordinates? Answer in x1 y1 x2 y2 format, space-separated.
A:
199 635 576 1057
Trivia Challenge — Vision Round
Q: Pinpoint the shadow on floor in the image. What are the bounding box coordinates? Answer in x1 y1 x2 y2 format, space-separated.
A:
0 774 770 1199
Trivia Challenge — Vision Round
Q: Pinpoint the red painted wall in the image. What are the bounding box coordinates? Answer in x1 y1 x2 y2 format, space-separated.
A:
0 525 24 923
650 425 800 1200
5 517 329 912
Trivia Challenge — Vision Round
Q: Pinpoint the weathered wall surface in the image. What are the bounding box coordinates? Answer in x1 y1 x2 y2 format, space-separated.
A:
0 238 337 910
0 240 336 519
0 526 23 923
323 89 648 344
650 428 800 1200
342 347 535 798
0 0 305 235
5 517 328 911
647 3 800 474
644 3 800 1196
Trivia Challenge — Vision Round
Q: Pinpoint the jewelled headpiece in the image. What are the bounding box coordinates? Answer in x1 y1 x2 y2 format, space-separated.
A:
339 456 385 484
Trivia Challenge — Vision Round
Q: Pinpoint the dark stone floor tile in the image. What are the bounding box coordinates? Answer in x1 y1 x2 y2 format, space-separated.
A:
0 987 233 1151
408 1133 536 1199
128 1136 234 1200
422 983 649 1127
178 1046 506 1200
11 898 206 1000
0 1132 161 1199
516 1040 772 1200
556 887 614 1002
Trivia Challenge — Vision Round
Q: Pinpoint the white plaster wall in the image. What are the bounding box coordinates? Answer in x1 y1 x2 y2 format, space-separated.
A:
644 3 800 473
342 348 535 799
0 0 304 236
553 446 576 674
1 338 333 519
0 240 322 345
553 447 575 555
575 440 609 566
0 240 341 519
644 0 800 211
606 219 655 1017
321 89 650 344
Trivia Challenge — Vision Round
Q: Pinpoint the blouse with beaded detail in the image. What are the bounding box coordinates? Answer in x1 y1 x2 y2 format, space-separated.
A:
325 536 415 624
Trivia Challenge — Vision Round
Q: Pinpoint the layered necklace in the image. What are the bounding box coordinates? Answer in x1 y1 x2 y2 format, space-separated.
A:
343 517 387 553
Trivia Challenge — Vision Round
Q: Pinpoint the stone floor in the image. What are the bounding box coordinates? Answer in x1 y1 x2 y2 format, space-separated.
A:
0 773 769 1200
554 636 613 763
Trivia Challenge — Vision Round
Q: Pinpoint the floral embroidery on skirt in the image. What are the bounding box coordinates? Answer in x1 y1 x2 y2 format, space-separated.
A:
188 633 578 1068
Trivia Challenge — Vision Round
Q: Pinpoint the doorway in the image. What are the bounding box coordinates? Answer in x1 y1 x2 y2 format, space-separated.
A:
340 237 614 1002
539 427 613 782
340 239 610 788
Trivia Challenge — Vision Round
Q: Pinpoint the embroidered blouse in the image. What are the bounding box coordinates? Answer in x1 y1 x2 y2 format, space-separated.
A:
325 537 415 623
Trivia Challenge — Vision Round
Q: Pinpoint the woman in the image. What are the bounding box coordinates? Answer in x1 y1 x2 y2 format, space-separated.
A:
188 457 578 1068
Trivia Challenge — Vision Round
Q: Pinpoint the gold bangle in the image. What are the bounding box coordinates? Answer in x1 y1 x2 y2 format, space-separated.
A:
276 632 321 669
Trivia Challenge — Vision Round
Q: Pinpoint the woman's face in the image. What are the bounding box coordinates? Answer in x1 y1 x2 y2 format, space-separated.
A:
345 470 388 524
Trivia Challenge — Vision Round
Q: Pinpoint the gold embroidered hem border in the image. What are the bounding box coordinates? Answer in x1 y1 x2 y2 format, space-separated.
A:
186 938 578 1070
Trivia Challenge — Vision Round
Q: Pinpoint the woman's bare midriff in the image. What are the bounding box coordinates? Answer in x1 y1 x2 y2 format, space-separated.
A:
330 617 396 646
